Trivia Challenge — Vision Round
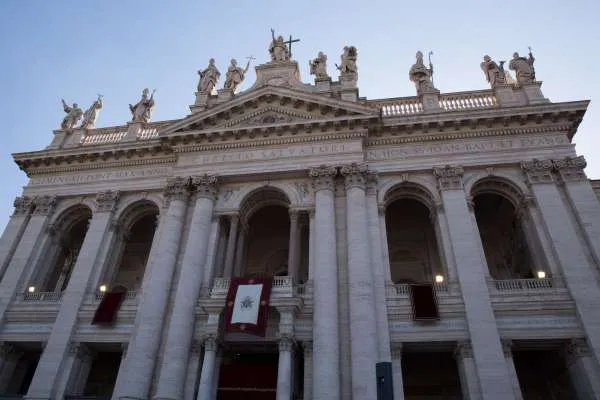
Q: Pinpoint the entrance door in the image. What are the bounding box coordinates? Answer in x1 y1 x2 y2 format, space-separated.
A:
217 350 278 400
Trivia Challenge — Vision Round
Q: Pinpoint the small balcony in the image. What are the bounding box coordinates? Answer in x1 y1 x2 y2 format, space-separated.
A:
17 291 63 302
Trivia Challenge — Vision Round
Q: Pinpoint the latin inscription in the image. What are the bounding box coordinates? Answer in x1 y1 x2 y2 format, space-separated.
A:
29 167 170 186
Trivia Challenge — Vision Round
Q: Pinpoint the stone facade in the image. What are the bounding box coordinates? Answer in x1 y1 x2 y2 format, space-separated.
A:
0 44 599 400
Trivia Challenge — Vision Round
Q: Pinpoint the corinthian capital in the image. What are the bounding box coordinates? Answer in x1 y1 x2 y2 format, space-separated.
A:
32 195 57 216
164 176 190 203
309 165 337 192
13 196 34 216
191 174 219 199
433 166 464 191
95 190 120 213
553 156 587 182
340 163 377 192
521 158 554 184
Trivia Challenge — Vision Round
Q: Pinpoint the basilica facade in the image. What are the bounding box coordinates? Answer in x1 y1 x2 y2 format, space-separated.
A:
0 38 599 400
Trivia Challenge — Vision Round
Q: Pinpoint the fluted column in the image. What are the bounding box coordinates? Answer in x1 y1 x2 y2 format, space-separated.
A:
0 196 34 281
565 338 600 399
154 175 218 400
233 225 246 277
276 336 294 400
340 163 378 399
303 342 313 400
113 177 190 400
434 166 515 400
287 210 300 280
391 344 404 400
195 335 219 400
377 207 392 282
26 191 119 400
454 341 482 400
183 341 203 400
221 215 239 277
501 340 523 400
55 343 95 398
309 165 340 399
307 209 315 281
522 159 600 365
0 196 56 323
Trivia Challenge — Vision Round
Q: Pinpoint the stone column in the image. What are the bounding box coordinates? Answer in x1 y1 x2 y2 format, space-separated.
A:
0 342 23 393
0 196 34 280
113 178 190 400
308 166 340 399
366 174 392 362
26 191 119 400
565 338 600 400
154 174 218 400
432 204 458 284
390 344 405 400
302 342 312 400
378 206 392 282
0 196 56 322
454 341 482 400
201 217 222 296
522 160 600 364
501 340 523 400
307 209 315 281
233 226 246 277
433 166 516 400
195 335 218 400
340 163 378 398
56 343 95 398
221 214 239 278
287 210 300 280
184 340 203 400
276 336 294 400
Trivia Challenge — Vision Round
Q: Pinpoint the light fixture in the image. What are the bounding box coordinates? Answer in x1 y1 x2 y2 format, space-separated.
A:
99 284 107 293
28 286 36 293
536 271 546 279
435 274 444 283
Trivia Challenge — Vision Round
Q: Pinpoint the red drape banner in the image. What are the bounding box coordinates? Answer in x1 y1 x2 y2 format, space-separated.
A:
410 284 440 321
92 291 126 324
223 277 273 336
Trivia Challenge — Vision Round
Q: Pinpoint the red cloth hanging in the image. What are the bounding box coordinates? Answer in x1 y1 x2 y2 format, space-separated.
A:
410 284 439 321
92 291 126 324
223 277 273 336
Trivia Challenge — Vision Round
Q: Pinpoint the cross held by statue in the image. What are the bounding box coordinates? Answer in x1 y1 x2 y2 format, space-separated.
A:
285 35 300 57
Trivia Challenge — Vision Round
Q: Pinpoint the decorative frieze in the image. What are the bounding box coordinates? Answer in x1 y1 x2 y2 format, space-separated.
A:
553 155 587 182
32 195 57 215
309 165 337 192
191 174 219 199
95 190 120 213
521 158 554 184
13 196 34 216
164 176 190 204
433 166 464 191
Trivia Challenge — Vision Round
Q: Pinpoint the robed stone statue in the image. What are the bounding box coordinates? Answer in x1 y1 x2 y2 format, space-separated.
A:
129 88 155 123
509 50 536 85
309 51 329 79
480 55 506 88
223 59 250 92
80 95 103 129
409 51 436 95
197 58 221 93
269 29 290 62
60 99 83 130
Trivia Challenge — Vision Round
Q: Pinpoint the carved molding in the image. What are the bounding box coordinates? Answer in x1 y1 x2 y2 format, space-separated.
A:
521 158 554 184
164 176 190 204
13 196 34 216
192 174 219 200
553 156 587 182
95 190 120 213
340 162 368 191
309 165 337 192
279 336 295 352
32 195 57 216
433 166 464 191
203 335 219 352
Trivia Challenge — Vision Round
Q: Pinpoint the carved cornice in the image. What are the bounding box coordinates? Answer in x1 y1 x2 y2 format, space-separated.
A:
95 190 120 213
22 156 176 176
164 177 190 203
13 196 34 216
309 165 337 192
521 159 554 184
32 195 57 215
433 166 464 191
191 174 219 200
553 156 587 182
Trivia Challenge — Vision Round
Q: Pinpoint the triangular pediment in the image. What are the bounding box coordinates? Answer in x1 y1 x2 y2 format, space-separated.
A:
159 85 378 136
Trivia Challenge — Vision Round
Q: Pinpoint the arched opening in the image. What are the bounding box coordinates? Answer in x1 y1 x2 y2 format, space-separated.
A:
473 192 535 279
385 196 444 284
33 205 92 293
99 202 159 292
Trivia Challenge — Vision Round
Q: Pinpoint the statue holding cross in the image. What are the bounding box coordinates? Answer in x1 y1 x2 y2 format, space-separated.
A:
269 29 297 62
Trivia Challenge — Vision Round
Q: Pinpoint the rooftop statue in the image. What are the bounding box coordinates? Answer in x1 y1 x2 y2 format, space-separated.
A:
480 55 506 88
80 95 103 129
336 46 358 78
129 88 155 123
197 58 221 94
223 58 250 92
60 99 83 130
409 51 436 95
309 51 329 79
509 49 536 85
269 29 290 62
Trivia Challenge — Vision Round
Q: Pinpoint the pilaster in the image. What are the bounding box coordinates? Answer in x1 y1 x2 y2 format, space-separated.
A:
454 341 482 400
0 196 34 280
302 342 313 400
564 338 600 399
390 344 404 400
501 340 523 400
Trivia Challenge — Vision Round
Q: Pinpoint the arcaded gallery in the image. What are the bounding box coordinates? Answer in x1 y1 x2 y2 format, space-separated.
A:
0 33 600 400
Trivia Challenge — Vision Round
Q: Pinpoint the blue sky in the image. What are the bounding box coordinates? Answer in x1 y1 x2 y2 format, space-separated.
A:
0 0 598 231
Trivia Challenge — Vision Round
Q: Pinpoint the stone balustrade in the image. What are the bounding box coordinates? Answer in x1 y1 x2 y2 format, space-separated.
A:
438 90 498 111
369 96 423 116
491 278 554 292
209 276 298 299
19 291 63 302
80 126 128 145
93 290 138 302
